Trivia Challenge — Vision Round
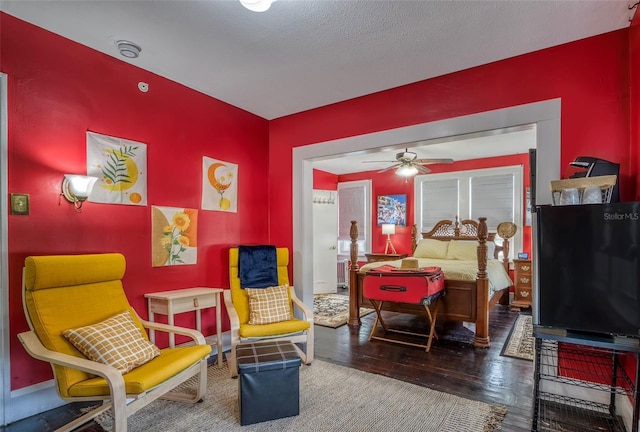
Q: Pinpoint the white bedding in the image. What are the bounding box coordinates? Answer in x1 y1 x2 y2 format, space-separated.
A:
359 258 513 296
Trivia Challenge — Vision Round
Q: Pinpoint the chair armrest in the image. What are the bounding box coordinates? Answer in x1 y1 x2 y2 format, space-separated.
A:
140 320 207 345
17 331 124 389
223 290 240 342
289 286 314 325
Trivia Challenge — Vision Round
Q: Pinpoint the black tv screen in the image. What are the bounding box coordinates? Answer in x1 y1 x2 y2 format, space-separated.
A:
536 203 640 338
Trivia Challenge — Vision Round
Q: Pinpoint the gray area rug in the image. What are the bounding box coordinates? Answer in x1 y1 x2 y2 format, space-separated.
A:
94 360 506 431
313 293 374 328
500 314 534 361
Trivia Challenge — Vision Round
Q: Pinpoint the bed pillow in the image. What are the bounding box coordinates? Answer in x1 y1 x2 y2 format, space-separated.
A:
413 239 449 259
245 284 292 325
446 240 479 260
445 240 497 260
63 311 160 374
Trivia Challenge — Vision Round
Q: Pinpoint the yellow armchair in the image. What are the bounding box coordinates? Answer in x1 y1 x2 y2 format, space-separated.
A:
225 247 314 376
17 253 211 432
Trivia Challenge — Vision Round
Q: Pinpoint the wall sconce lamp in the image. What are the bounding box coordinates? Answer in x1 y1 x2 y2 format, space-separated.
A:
239 0 276 12
61 174 98 211
382 223 397 254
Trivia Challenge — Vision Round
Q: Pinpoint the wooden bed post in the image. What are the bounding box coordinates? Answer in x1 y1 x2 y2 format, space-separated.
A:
474 217 491 348
348 220 361 327
411 224 418 253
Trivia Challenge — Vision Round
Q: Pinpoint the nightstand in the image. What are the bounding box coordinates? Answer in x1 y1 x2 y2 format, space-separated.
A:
145 287 223 367
511 259 532 311
365 253 408 263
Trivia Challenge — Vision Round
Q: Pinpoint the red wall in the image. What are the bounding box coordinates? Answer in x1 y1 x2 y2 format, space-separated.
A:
338 154 531 256
313 169 338 190
269 29 631 253
2 14 270 389
2 12 638 394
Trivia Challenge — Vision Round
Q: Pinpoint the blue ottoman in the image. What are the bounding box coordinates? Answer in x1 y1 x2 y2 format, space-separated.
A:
237 340 302 425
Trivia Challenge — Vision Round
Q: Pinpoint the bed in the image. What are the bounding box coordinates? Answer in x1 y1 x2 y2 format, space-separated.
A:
346 217 514 348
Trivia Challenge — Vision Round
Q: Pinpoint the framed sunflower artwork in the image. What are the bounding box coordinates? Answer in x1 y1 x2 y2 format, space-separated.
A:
151 206 198 267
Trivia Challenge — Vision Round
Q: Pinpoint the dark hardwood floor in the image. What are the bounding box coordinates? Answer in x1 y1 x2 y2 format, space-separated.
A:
314 301 534 432
1 299 534 431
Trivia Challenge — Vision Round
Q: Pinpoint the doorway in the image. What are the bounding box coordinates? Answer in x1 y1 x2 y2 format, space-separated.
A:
312 190 338 294
293 99 561 310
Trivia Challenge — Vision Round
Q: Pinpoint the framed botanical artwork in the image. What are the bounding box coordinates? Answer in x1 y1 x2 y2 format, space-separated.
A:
86 131 147 206
377 194 407 226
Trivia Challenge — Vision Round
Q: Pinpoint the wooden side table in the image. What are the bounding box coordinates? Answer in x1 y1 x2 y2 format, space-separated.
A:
145 287 223 367
365 253 408 263
511 259 532 311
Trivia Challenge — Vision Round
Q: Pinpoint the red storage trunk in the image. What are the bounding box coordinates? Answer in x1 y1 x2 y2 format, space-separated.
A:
363 265 445 306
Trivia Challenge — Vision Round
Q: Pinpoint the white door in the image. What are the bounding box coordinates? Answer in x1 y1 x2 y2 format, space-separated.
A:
312 190 338 294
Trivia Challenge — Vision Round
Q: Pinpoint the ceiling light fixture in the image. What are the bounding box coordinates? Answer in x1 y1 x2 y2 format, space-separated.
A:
116 40 142 59
396 164 419 177
239 0 276 12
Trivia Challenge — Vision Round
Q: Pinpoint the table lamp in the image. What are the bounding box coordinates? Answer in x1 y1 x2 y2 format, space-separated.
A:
382 223 397 254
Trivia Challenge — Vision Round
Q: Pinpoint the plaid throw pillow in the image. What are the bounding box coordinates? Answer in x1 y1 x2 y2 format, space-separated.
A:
63 311 160 374
246 284 293 325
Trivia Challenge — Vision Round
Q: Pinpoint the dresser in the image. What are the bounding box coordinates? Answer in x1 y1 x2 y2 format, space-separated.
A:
511 259 532 311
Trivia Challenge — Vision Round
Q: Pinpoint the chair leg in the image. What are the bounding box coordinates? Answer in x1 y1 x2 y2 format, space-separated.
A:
111 394 127 432
196 359 207 399
228 344 238 378
305 327 314 365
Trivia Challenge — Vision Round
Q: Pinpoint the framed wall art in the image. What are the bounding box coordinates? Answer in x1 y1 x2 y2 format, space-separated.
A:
377 194 407 226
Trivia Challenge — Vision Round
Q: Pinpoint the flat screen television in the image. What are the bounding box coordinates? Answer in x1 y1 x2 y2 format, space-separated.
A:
535 202 640 338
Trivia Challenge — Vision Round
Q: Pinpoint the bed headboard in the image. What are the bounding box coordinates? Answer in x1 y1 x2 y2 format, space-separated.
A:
411 216 505 261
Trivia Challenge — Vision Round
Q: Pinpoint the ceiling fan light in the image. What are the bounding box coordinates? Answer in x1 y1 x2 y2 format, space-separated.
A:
396 164 419 177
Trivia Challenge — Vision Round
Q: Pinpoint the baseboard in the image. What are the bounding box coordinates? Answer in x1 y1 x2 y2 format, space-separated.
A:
5 330 232 425
7 379 66 424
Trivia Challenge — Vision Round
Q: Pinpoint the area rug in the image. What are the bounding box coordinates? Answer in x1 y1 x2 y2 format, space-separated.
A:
500 314 534 361
94 360 507 432
314 293 374 328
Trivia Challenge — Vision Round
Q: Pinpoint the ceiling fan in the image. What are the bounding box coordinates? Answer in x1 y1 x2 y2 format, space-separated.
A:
363 149 454 176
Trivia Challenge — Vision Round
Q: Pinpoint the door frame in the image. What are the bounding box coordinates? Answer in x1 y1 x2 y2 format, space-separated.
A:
1 72 9 426
293 99 561 309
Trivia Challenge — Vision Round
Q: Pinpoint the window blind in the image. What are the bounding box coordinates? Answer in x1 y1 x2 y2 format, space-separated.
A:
338 185 365 240
419 178 459 231
470 174 514 228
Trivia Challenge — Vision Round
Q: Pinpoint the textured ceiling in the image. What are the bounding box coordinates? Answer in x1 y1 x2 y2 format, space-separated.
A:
1 0 634 174
1 0 633 121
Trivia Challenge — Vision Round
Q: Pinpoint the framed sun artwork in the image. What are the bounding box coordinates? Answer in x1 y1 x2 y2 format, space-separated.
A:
202 156 238 213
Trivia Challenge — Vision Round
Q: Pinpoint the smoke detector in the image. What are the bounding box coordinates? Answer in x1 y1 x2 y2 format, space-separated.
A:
116 40 142 59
